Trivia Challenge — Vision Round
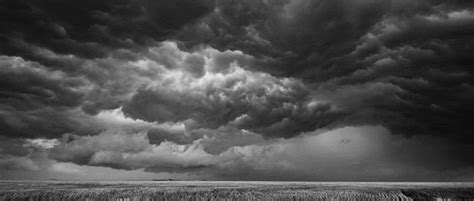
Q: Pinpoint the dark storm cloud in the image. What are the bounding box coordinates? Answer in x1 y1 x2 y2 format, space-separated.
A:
177 0 390 67
0 56 86 109
0 0 215 59
315 7 474 137
0 136 30 156
0 0 215 139
175 0 474 138
1 0 472 140
0 56 97 138
121 42 342 138
0 0 474 181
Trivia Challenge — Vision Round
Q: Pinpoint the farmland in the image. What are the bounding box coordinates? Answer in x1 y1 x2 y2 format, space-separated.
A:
0 181 473 200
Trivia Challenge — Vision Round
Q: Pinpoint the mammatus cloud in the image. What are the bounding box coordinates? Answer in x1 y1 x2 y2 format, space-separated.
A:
0 0 473 180
0 0 215 58
0 40 340 139
123 42 340 137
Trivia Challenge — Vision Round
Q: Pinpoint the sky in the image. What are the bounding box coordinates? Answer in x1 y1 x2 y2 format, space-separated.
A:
0 0 473 181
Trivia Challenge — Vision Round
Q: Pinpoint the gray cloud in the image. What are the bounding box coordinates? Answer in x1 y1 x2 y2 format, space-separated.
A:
0 155 39 171
7 126 468 181
0 56 87 109
50 129 217 172
122 42 341 137
0 0 215 59
213 126 474 181
314 9 474 136
0 0 473 181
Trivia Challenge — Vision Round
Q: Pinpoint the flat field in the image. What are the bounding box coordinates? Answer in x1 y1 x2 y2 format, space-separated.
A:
0 181 473 200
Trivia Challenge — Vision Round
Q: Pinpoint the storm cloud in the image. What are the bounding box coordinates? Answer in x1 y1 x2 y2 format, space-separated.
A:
1 0 473 181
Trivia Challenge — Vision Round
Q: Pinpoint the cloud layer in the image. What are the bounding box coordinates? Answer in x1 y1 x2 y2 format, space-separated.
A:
1 0 473 180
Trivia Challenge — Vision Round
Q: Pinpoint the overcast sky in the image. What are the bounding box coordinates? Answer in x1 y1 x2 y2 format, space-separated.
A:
1 0 473 181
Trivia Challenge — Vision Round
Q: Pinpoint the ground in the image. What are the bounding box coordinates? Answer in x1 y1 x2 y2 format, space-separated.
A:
1 181 474 200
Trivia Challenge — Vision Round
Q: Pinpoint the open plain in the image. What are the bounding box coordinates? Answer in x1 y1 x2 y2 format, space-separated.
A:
0 181 473 200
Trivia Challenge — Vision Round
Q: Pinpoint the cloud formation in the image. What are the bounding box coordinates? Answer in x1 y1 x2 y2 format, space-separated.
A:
50 129 216 172
0 0 473 180
3 126 473 181
122 42 340 137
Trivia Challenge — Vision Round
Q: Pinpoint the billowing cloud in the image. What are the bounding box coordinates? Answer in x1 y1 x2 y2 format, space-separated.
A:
173 0 474 138
123 42 341 137
314 7 474 136
0 0 215 59
0 0 473 181
50 129 216 172
3 126 472 181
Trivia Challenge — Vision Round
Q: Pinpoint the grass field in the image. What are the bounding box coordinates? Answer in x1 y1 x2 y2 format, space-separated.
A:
0 181 473 200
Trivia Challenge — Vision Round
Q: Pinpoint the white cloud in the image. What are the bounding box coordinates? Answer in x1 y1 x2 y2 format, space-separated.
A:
24 138 60 150
51 129 217 171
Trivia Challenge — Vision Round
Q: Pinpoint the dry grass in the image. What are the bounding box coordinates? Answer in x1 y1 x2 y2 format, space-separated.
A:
0 181 473 201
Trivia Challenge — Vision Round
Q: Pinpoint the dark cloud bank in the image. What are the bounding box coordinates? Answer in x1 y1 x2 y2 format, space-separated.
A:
0 0 473 181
